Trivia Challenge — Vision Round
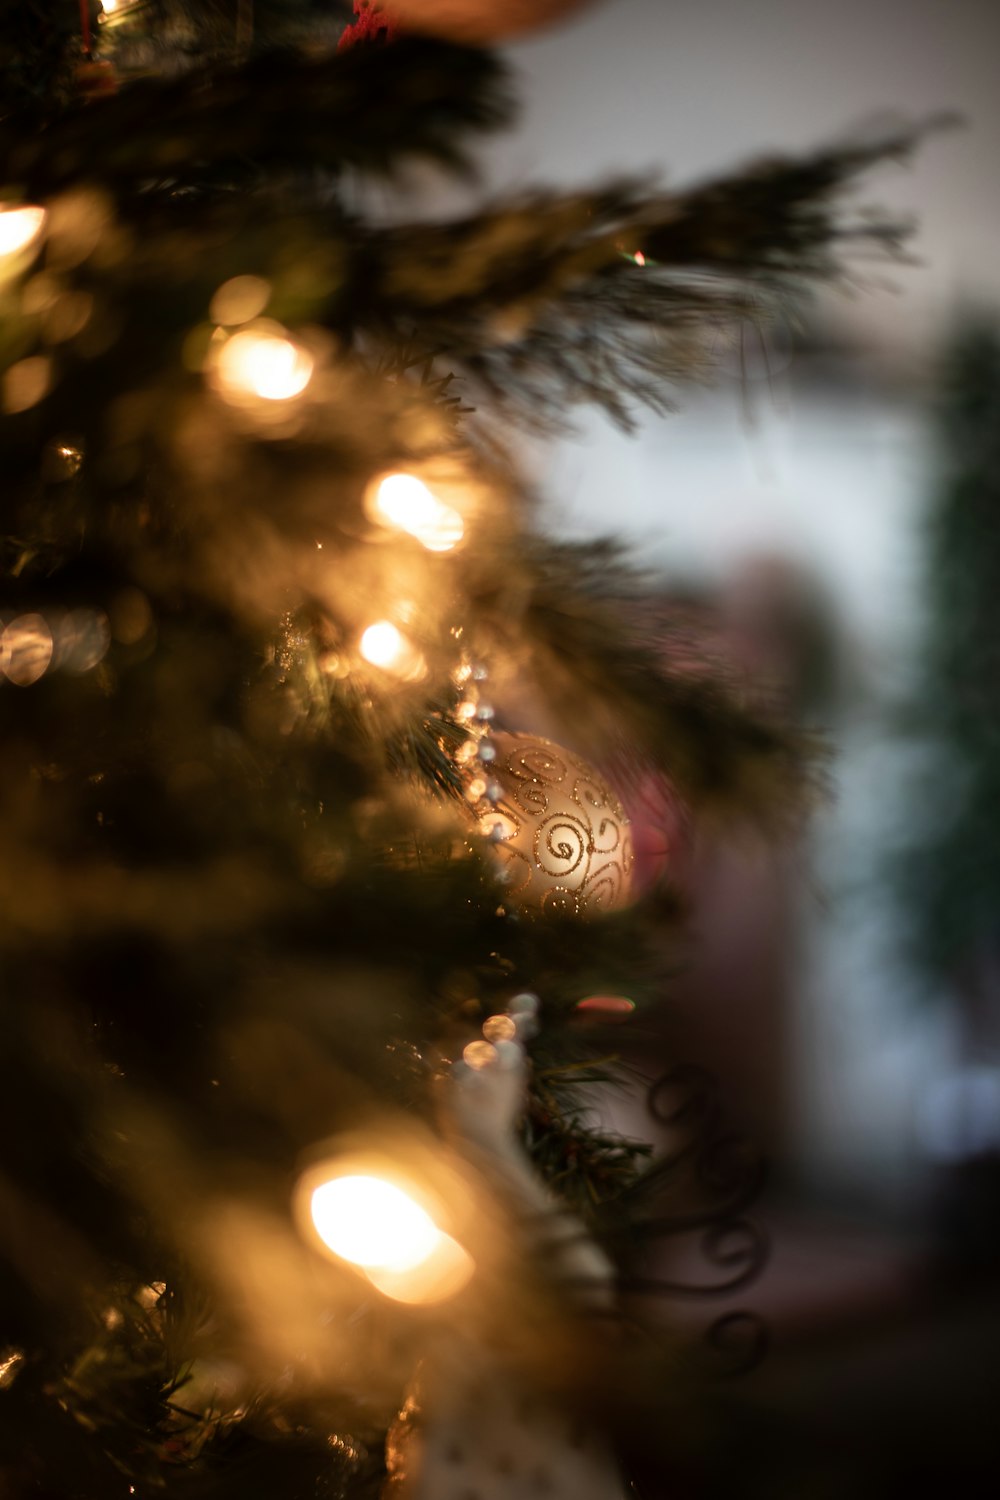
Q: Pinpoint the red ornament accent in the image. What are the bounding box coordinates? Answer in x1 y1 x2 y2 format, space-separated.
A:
574 995 636 1021
378 0 595 43
337 1 399 51
79 0 93 57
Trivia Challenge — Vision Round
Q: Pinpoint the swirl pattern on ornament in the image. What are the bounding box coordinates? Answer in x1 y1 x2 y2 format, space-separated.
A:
483 732 634 916
535 812 588 878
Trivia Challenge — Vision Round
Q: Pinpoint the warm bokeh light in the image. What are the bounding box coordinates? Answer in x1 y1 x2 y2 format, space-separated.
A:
58 609 111 674
359 620 405 668
364 1230 474 1305
370 472 464 552
213 323 313 402
1 614 54 686
462 1040 498 1070
0 205 46 259
482 1014 517 1042
310 1174 441 1271
359 620 424 679
295 1152 476 1304
3 355 51 414
209 275 271 327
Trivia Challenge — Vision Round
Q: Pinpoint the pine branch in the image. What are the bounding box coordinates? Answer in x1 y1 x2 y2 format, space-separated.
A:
346 119 947 425
2 38 513 194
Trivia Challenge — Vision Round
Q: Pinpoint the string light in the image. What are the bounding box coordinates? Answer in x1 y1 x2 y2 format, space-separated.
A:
0 206 46 260
211 321 313 403
359 620 424 679
368 472 464 552
359 620 404 668
98 0 145 23
296 1159 474 1304
311 1175 440 1272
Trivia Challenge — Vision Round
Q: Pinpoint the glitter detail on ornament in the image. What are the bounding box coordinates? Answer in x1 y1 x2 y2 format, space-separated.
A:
477 732 634 917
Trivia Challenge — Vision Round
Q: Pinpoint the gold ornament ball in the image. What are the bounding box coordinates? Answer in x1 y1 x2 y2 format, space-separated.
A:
385 0 596 43
479 731 633 917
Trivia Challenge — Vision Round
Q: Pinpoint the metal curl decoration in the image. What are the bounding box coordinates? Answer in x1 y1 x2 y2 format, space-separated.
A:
611 1064 771 1377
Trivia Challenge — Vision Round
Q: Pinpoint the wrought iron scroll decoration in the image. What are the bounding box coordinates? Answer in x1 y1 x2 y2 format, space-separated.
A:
609 1063 770 1378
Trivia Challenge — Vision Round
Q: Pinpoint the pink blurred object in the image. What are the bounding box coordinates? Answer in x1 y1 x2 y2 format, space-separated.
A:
622 769 687 896
376 0 597 43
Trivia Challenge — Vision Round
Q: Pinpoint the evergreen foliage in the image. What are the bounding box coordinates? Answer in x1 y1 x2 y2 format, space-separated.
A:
0 7 925 1494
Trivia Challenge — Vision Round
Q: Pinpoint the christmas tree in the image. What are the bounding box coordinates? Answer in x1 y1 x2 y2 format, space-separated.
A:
0 3 928 1495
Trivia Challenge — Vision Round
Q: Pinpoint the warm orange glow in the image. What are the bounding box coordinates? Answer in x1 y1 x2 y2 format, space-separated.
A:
363 1230 474 1304
209 275 271 327
297 1160 475 1304
369 472 464 552
2 355 51 413
462 1040 497 1070
482 1014 517 1042
213 323 313 402
359 620 405 668
0 206 45 259
310 1174 441 1271
1 614 53 686
575 994 636 1019
358 620 424 679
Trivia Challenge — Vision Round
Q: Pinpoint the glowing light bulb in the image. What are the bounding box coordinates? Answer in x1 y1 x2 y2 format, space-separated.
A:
633 250 647 267
296 1152 476 1304
214 323 313 402
310 1174 441 1271
359 620 424 679
360 620 404 668
0 206 45 259
371 473 464 552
